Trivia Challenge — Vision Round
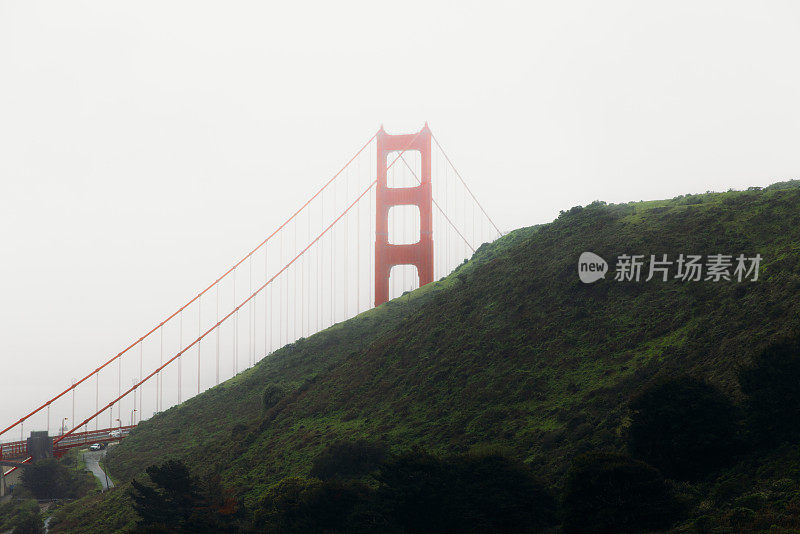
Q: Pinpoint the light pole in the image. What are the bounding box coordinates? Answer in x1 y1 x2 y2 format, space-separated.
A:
61 417 68 436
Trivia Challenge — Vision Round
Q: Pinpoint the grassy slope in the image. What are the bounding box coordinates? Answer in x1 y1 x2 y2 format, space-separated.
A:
54 182 800 532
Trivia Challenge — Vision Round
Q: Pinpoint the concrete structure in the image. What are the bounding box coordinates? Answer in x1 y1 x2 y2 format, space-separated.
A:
374 125 434 306
26 431 53 460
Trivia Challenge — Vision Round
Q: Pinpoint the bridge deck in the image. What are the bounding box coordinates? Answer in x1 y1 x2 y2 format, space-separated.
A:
0 425 134 461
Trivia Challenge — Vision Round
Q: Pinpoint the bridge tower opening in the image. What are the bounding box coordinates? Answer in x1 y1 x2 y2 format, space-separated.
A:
374 124 433 306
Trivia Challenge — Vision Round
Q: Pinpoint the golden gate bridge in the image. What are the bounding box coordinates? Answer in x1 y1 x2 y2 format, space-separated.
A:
0 124 501 477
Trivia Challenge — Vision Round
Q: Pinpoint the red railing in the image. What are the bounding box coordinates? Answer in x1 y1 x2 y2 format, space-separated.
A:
1 425 135 462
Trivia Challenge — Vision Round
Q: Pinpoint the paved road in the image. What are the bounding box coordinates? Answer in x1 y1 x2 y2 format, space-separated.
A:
83 450 114 490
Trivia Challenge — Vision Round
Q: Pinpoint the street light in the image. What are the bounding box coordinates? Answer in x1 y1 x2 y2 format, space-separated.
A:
61 417 68 436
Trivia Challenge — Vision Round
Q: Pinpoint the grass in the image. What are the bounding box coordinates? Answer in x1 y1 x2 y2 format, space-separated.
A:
49 180 800 532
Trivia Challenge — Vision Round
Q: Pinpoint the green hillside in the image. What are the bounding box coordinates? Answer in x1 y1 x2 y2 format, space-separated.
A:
51 181 800 533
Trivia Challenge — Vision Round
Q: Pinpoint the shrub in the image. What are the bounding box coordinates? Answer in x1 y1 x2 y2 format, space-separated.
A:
628 376 740 480
738 339 800 445
309 439 387 480
20 458 74 500
128 460 239 533
562 452 684 534
253 477 379 533
230 423 247 441
11 507 44 534
263 384 285 411
376 450 557 533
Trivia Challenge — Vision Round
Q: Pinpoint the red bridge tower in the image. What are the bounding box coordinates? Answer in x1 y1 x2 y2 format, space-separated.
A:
374 125 433 306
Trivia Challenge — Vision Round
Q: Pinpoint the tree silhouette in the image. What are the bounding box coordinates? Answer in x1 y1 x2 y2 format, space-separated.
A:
562 452 684 534
628 376 740 479
739 339 800 446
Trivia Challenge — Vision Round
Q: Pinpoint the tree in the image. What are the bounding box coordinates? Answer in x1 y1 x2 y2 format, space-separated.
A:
20 458 73 499
128 460 240 534
562 452 684 534
11 507 44 534
253 477 378 533
376 450 557 533
739 339 800 445
628 376 740 480
309 439 387 480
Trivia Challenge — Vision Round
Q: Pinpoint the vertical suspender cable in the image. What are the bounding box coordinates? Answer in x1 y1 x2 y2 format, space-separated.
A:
285 227 289 343
198 293 202 394
71 384 75 435
431 133 503 238
216 282 220 385
344 166 348 319
464 175 468 260
318 194 322 331
294 219 298 341
279 233 283 347
307 207 311 336
139 341 143 421
331 181 335 324
160 325 164 412
249 256 253 367
403 162 408 292
270 269 274 354
356 153 361 313
317 230 321 330
264 247 269 356
433 149 444 280
177 315 182 404
445 158 449 274
369 143 378 308
231 270 238 376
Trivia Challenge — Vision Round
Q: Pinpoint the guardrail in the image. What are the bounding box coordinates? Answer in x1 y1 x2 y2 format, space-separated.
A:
0 425 135 460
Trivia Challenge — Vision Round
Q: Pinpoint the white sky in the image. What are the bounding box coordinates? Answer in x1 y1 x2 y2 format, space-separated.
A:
1 1 799 434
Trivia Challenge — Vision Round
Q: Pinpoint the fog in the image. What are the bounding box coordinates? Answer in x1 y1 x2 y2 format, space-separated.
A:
1 1 799 434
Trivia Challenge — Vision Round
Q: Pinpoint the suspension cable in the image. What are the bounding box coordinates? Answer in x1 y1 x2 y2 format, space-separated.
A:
0 132 378 441
430 132 503 237
397 154 475 253
52 131 421 447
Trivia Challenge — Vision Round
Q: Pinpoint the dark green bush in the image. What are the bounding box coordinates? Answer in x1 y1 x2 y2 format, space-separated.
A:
128 460 240 533
562 452 684 534
20 458 75 500
253 477 379 534
628 376 740 480
309 439 387 480
739 339 800 445
11 507 44 534
262 384 285 411
376 450 557 533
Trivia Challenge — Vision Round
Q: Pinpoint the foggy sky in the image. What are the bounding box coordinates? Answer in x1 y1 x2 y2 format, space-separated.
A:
1 1 799 432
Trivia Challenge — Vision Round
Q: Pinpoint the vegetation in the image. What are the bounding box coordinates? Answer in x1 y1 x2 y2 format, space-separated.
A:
21 455 96 500
628 376 741 480
309 439 387 480
373 450 557 533
0 499 43 534
47 180 800 532
253 476 375 533
561 452 683 533
128 460 241 533
739 339 800 447
262 384 286 411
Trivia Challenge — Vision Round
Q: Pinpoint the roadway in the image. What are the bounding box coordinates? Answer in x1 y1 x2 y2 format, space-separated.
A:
83 449 114 490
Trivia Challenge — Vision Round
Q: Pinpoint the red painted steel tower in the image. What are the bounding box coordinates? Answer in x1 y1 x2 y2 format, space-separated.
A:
374 124 433 306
